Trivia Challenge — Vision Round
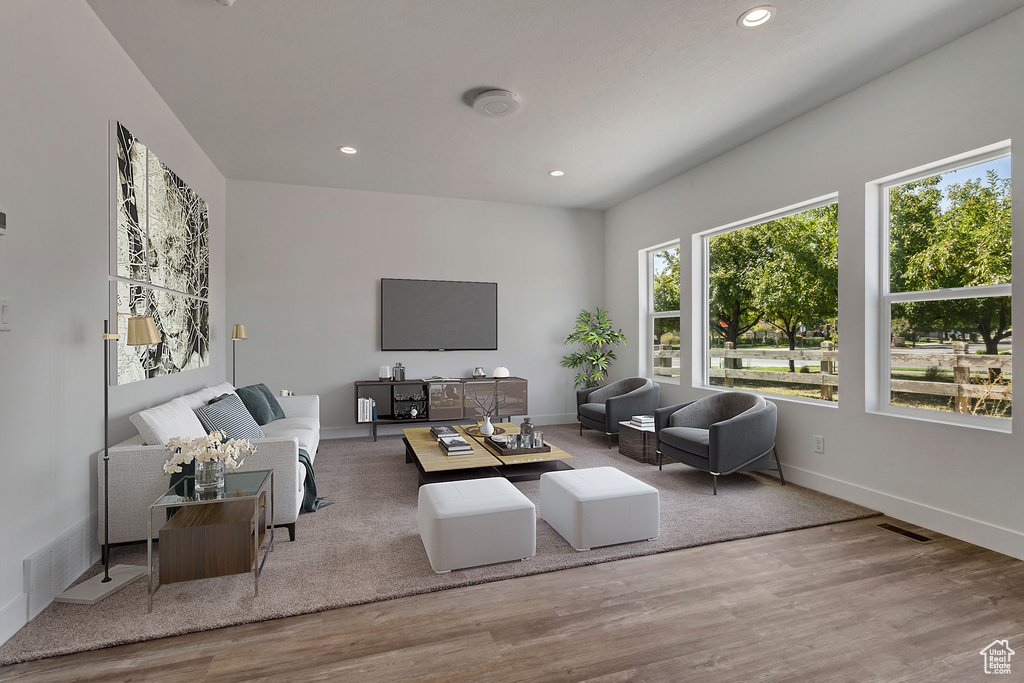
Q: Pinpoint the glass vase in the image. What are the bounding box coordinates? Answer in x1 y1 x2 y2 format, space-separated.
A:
195 458 225 496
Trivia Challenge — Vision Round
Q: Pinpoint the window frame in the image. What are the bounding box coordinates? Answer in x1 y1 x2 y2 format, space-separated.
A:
640 239 681 384
873 141 1012 431
693 192 839 405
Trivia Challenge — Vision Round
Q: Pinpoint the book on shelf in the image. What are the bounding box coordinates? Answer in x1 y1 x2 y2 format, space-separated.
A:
357 397 378 423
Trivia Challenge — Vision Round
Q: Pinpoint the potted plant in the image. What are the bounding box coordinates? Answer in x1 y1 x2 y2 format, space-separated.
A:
560 308 627 389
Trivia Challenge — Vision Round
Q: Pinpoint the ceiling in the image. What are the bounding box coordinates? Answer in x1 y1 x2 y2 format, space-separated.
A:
86 0 1024 210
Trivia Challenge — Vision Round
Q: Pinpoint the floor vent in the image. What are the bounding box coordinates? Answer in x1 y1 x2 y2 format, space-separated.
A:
876 522 934 543
24 512 101 619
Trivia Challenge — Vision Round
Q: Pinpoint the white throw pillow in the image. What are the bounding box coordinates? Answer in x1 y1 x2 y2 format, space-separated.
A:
129 397 208 446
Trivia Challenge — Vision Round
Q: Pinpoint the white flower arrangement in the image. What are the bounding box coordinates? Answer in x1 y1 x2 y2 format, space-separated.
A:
163 431 257 475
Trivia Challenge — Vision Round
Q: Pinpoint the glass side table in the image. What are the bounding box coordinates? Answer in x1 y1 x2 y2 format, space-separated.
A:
147 469 274 613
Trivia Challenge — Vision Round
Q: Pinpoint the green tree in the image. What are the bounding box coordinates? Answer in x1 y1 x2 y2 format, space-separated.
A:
754 204 839 371
652 248 680 313
708 227 765 345
560 308 627 388
901 171 1012 356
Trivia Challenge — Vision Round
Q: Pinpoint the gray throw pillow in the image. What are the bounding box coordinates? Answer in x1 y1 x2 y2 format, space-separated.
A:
235 385 275 425
253 383 286 422
195 393 265 440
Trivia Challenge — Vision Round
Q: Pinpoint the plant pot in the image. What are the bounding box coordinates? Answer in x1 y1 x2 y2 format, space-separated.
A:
195 458 225 495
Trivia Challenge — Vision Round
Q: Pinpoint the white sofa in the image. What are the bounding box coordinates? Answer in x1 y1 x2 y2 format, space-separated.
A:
97 381 320 545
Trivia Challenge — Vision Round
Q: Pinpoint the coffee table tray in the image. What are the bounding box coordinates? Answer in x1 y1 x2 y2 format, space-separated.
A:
485 437 552 457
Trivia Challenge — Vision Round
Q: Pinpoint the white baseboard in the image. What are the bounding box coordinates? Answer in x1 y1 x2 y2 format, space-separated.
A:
785 465 1024 561
0 592 28 647
322 414 578 441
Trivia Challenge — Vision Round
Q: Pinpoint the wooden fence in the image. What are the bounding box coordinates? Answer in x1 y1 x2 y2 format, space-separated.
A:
708 340 1011 411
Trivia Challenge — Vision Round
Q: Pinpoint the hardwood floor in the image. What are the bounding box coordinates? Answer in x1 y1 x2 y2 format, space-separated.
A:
3 515 1023 682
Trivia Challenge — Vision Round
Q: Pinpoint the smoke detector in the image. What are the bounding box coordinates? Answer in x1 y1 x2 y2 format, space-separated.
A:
214 0 237 6
473 90 522 118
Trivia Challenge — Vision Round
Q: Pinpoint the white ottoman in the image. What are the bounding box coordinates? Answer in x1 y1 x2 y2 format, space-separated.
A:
540 467 659 551
418 478 536 573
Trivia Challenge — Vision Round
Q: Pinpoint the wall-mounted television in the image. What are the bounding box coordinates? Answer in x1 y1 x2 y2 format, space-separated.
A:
381 278 498 351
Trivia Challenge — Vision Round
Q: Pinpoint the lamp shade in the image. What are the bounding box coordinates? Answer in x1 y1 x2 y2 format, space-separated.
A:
126 316 161 346
232 324 248 340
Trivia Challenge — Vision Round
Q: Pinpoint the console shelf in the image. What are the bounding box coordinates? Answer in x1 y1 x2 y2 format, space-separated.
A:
355 377 527 441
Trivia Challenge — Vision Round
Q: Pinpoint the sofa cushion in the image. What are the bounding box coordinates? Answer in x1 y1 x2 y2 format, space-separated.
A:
236 385 275 425
260 420 315 451
130 398 208 446
179 381 237 411
253 383 286 421
195 393 265 440
578 402 606 421
659 426 711 459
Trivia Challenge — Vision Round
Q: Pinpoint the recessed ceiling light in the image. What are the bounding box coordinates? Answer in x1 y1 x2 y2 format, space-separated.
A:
548 170 565 177
738 5 776 28
338 146 358 154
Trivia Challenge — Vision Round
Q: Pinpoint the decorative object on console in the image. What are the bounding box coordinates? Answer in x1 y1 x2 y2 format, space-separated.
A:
561 308 626 388
473 367 486 378
393 362 406 381
54 313 160 606
493 365 509 378
379 365 392 381
163 431 258 496
231 324 247 386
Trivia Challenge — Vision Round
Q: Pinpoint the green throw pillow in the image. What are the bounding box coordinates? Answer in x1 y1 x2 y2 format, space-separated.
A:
235 385 274 425
254 383 286 422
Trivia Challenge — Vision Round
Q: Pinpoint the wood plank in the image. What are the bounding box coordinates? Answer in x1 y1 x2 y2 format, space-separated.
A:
890 379 1012 399
6 516 1024 682
710 348 838 361
708 368 839 385
890 352 1012 368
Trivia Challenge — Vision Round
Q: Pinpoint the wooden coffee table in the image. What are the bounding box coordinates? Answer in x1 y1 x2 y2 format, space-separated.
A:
403 424 573 485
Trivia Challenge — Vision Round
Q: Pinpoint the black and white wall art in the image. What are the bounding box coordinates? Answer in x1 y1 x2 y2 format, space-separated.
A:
113 122 209 384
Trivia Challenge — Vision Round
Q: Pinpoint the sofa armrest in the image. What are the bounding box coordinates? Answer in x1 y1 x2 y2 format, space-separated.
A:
655 401 696 434
99 435 305 545
576 387 597 412
277 394 319 421
605 383 661 428
709 401 777 471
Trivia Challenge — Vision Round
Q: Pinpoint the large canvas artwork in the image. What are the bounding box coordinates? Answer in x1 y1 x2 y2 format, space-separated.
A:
114 123 210 384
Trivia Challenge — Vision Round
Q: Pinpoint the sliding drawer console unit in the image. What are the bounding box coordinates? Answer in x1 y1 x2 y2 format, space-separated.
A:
355 377 527 440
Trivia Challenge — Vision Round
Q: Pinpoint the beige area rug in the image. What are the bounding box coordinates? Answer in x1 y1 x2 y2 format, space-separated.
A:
0 424 877 665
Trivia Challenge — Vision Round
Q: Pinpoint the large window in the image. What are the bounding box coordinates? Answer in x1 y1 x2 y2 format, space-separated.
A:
697 195 839 402
879 144 1011 425
643 241 680 381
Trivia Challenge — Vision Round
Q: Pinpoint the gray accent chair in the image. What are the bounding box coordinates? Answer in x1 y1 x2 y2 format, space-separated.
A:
655 391 783 495
577 377 661 448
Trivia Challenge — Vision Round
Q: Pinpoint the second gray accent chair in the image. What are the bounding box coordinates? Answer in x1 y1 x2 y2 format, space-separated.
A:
655 391 783 495
577 377 661 448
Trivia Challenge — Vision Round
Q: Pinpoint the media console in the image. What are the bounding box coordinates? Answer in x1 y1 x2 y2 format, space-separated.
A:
354 377 527 440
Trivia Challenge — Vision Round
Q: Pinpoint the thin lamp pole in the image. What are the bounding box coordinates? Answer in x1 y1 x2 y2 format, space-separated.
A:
102 319 112 583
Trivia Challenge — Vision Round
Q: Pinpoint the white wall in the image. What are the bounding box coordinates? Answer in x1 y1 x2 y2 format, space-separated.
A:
605 9 1024 559
0 1 226 644
227 180 604 437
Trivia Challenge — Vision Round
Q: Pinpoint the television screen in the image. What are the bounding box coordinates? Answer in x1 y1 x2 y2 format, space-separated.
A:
381 278 498 351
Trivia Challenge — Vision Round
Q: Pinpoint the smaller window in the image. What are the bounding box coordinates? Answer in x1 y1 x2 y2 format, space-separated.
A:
643 242 680 382
880 145 1011 425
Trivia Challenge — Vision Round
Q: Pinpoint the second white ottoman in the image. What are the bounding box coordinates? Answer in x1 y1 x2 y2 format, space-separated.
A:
418 478 536 573
540 467 659 551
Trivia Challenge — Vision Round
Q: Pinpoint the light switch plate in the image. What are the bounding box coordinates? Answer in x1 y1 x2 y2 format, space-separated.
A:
0 298 10 331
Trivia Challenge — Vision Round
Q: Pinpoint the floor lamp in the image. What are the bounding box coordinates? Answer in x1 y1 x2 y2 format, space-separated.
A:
231 323 247 385
55 314 161 605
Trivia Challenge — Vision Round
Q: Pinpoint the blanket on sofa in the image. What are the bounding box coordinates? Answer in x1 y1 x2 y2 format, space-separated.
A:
298 448 331 512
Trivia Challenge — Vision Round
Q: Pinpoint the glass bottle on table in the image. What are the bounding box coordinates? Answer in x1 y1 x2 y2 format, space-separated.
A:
519 417 535 447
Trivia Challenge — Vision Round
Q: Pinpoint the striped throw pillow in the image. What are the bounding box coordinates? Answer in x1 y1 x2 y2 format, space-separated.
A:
195 393 265 440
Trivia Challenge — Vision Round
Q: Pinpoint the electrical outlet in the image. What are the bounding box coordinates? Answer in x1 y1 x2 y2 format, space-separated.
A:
813 434 824 454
